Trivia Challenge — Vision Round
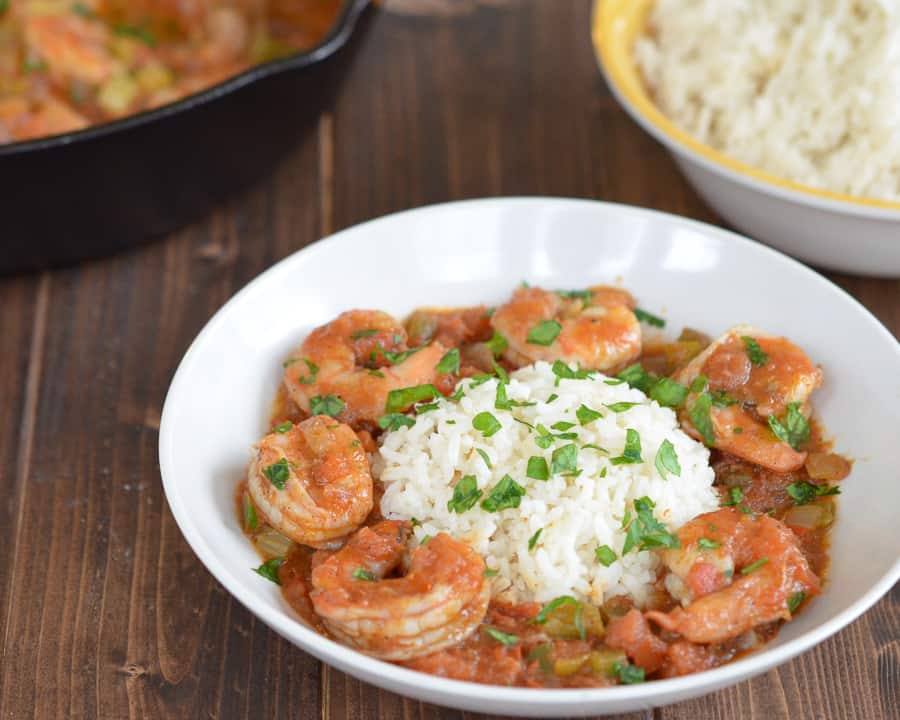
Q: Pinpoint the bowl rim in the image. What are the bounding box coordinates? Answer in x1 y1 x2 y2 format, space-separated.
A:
590 0 900 219
0 0 370 158
158 197 900 711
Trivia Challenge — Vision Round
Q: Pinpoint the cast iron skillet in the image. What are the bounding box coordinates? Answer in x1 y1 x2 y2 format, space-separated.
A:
0 0 371 274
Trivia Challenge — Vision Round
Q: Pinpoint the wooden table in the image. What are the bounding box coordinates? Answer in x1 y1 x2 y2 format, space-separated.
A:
1 2 897 718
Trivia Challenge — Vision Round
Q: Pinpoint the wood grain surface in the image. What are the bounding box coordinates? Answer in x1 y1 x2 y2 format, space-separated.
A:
0 2 897 718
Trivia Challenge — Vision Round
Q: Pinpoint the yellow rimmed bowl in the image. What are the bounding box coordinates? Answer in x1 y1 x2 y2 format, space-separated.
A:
591 0 900 277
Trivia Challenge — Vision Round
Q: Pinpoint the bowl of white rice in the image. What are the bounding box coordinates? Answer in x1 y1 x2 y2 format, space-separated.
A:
591 0 900 277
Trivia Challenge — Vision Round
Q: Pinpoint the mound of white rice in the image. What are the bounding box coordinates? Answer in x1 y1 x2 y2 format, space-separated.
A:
375 362 719 606
634 0 900 202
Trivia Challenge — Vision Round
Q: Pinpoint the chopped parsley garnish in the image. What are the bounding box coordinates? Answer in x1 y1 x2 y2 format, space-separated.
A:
550 443 578 475
292 359 318 384
546 393 559 403
533 595 578 624
786 481 840 505
617 364 656 393
527 319 562 346
253 557 285 585
243 495 258 531
556 289 593 301
366 368 385 378
697 537 720 550
690 375 709 393
654 439 681 479
528 528 543 550
551 360 594 383
649 377 689 408
513 416 535 431
594 545 617 567
483 568 499 577
494 382 536 411
310 394 345 418
768 402 810 450
352 567 376 581
582 443 608 453
486 331 508 358
483 627 518 647
114 23 157 46
741 558 769 575
436 348 460 374
420 534 432 545
492 360 510 384
710 390 738 408
378 413 416 431
741 336 769 366
688 393 716 446
604 401 640 413
576 404 603 425
71 3 95 17
634 308 665 328
551 420 575 431
350 328 378 339
447 475 483 514
377 344 423 365
473 411 503 437
481 475 526 512
415 401 440 413
529 643 554 674
612 662 645 684
475 448 492 468
621 496 680 554
385 384 440 413
263 458 290 489
273 421 293 433
733 427 744 435
788 591 806 613
722 486 745 507
448 386 465 402
610 429 642 465
604 378 626 386
526 456 550 481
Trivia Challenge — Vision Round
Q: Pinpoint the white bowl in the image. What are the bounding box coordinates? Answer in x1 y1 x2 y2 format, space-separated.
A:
591 0 900 278
159 198 900 717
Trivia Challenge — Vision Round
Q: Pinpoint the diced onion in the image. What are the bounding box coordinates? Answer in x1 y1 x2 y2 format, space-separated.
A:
784 502 834 530
804 452 851 483
255 526 293 558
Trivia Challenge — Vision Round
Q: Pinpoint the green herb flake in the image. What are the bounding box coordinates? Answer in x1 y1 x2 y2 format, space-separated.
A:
709 390 737 408
475 448 493 468
610 429 643 466
527 319 562 346
263 458 290 490
420 534 432 545
551 420 576 431
741 558 769 575
367 368 385 378
416 401 440 413
621 496 680 554
483 568 499 577
688 393 716 446
447 475 483 514
634 308 665 328
768 402 810 450
242 495 258 532
594 545 617 567
528 528 543 550
612 662 645 684
551 360 594 383
273 421 293 433
722 486 745 507
385 384 440 413
483 627 518 647
604 401 640 413
526 456 550 481
480 475 526 512
697 537 720 550
350 328 378 339
618 364 656 393
786 481 840 505
546 393 559 403
550 443 578 475
253 557 285 585
576 404 603 426
556 289 593 301
486 331 508 358
513 416 535 431
528 643 554 674
741 336 769 367
649 377 689 408
733 427 744 435
494 381 536 411
378 413 416 431
473 411 503 438
310 394 345 418
582 443 608 453
71 2 95 17
654 439 681 479
690 375 709 393
114 23 157 46
788 591 806 613
533 595 578 624
436 348 460 374
352 567 376 581
378 344 424 365
604 378 626 386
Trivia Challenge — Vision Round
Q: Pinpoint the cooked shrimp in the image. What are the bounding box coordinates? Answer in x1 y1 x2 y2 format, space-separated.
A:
489 286 641 371
310 520 491 660
284 310 447 429
247 415 373 548
645 508 819 644
674 325 822 472
24 13 119 85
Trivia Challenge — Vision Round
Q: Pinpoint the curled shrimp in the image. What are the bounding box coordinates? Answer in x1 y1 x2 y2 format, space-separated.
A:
247 415 373 548
310 520 491 660
674 325 822 472
645 508 819 644
24 12 119 85
490 286 641 371
284 310 447 429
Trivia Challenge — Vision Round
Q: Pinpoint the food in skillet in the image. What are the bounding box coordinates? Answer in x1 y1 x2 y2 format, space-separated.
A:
237 284 850 687
0 0 341 143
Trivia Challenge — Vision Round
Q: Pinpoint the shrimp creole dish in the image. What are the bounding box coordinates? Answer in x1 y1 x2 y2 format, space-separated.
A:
237 284 850 687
